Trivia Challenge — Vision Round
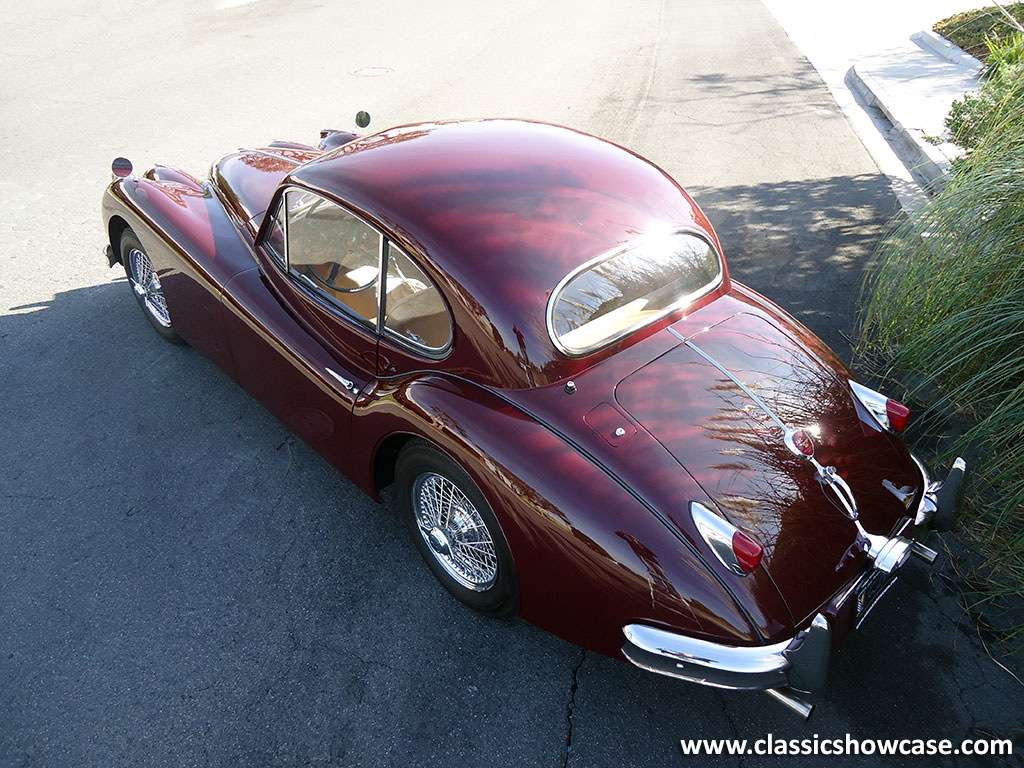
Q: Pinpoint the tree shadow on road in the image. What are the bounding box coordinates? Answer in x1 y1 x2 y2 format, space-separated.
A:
691 172 899 362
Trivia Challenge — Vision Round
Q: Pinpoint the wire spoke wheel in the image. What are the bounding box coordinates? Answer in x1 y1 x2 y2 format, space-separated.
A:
398 440 515 615
127 247 172 328
413 472 498 591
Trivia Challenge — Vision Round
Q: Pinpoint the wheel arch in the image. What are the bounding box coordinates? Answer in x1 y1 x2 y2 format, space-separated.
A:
355 374 760 656
107 215 131 263
371 431 418 497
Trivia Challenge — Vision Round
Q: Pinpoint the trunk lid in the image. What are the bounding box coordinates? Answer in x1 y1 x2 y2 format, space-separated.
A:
614 312 921 624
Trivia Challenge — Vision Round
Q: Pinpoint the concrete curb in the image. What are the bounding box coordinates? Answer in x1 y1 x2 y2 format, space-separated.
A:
847 63 953 191
911 29 983 74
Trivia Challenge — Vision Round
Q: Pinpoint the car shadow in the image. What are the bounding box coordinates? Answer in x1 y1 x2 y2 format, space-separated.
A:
2 241 1019 766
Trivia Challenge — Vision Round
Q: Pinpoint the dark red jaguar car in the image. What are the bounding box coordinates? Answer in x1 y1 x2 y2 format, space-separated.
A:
101 117 965 717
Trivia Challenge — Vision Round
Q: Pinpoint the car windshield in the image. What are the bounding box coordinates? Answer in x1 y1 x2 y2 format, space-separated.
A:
548 231 723 355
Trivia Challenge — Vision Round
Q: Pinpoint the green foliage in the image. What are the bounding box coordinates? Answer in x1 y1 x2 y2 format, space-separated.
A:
945 34 1023 153
983 30 1024 77
935 2 1024 61
945 90 1000 151
858 72 1024 638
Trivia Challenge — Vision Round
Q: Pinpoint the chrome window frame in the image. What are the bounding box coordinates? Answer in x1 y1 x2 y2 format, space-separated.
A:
545 227 724 357
262 199 286 268
279 186 384 331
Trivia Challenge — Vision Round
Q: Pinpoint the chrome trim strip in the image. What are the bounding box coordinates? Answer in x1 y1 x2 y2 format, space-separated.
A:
547 228 724 357
377 238 387 332
672 329 787 432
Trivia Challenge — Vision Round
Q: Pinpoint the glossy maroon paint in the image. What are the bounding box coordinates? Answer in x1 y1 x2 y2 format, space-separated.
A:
213 147 321 232
101 119 923 660
291 119 731 388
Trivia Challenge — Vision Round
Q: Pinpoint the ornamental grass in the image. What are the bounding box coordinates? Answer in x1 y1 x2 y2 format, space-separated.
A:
857 49 1024 642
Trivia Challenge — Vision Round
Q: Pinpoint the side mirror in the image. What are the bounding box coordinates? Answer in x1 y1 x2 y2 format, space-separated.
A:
111 157 133 180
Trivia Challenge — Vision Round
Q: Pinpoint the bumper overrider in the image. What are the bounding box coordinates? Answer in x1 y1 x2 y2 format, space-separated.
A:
621 453 966 719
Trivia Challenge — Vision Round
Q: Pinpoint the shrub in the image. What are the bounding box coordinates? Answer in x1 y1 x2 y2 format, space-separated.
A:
858 55 1024 639
946 33 1022 152
935 2 1024 61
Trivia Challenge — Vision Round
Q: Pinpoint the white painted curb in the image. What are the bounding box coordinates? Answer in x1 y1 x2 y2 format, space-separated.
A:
911 29 983 74
848 64 954 190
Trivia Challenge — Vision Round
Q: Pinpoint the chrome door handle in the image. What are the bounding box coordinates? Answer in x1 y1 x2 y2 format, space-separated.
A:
326 367 357 393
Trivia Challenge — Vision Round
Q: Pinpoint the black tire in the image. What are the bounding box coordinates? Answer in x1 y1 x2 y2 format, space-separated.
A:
396 440 517 616
119 229 182 343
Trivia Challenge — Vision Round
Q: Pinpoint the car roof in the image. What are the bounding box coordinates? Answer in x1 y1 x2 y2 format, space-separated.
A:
291 119 720 384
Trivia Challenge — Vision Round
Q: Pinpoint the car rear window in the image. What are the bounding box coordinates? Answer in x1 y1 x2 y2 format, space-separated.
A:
548 231 723 355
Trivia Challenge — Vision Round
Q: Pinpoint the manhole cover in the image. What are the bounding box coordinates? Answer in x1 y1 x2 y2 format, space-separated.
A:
350 66 394 77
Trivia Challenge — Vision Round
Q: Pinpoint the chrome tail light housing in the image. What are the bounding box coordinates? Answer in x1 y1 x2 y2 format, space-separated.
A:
691 501 763 575
849 379 911 433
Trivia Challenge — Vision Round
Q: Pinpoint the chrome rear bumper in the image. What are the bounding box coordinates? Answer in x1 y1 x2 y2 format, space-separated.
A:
623 454 966 719
622 614 830 718
912 454 966 532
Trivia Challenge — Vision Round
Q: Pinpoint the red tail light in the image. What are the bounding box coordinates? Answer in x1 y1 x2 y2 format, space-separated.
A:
850 380 912 434
886 399 911 432
732 530 763 574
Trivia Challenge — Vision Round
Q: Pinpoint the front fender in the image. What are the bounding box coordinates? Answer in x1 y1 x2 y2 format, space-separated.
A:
355 373 760 658
102 173 256 290
101 170 259 377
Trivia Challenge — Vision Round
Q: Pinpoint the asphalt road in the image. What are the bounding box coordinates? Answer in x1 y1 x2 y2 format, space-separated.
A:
1 1 1021 766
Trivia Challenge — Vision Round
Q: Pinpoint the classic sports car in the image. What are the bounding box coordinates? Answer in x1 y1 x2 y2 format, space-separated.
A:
102 117 965 718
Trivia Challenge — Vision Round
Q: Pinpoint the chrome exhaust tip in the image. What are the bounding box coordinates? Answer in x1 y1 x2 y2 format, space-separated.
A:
910 540 939 564
765 687 814 720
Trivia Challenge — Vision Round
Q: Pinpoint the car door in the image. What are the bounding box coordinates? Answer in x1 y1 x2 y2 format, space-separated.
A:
221 187 382 477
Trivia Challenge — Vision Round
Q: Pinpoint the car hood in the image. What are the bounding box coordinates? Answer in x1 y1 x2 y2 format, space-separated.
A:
614 312 921 624
211 146 323 231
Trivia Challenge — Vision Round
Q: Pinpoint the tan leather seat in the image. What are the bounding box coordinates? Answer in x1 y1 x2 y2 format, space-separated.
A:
385 288 451 349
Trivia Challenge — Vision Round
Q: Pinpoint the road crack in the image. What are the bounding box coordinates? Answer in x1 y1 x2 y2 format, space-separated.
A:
715 690 746 768
563 649 587 768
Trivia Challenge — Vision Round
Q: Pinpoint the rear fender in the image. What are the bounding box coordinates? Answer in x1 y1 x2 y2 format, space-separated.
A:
356 373 760 657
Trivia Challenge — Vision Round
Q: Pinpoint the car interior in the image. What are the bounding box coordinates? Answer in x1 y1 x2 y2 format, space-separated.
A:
285 192 450 351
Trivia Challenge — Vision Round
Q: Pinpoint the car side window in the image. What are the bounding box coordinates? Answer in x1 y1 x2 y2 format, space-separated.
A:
383 244 452 352
284 189 381 326
264 203 285 267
